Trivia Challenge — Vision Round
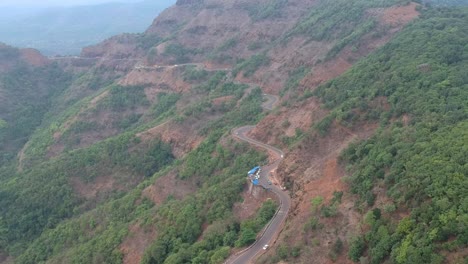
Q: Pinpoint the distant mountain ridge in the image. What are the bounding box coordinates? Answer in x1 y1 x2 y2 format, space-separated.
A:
0 0 176 55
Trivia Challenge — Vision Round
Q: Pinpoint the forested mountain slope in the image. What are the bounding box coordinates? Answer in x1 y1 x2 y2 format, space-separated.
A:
0 0 466 264
259 7 468 264
0 44 71 166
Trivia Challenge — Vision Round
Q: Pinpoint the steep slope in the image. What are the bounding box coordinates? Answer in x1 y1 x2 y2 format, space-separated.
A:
1 1 466 264
0 44 72 167
257 7 468 264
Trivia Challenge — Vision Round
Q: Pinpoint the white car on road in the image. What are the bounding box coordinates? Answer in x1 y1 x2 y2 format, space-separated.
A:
263 244 269 250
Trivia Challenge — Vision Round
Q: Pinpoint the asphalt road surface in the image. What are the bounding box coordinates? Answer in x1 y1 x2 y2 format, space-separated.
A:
262 94 279 111
227 95 291 264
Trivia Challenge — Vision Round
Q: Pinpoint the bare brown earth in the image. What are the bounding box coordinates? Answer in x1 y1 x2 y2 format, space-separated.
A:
249 97 327 146
380 2 420 26
300 3 420 91
137 120 204 159
212 95 235 106
19 48 49 67
233 184 277 221
0 250 13 264
120 223 157 264
254 121 376 263
70 176 119 199
120 170 198 263
142 170 197 205
120 66 192 96
48 106 146 158
442 246 468 264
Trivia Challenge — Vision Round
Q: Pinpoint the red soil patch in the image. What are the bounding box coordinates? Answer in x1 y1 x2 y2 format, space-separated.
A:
0 250 13 264
51 90 109 142
20 48 49 67
442 246 468 264
233 184 276 221
142 171 197 205
300 3 419 92
212 95 234 106
70 176 118 199
120 67 191 99
120 223 157 264
203 61 232 71
380 2 420 27
250 97 327 146
265 121 378 263
137 121 204 158
402 114 411 126
304 158 347 201
301 57 352 89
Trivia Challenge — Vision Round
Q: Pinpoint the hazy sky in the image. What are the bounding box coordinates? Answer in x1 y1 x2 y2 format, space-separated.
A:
0 0 143 7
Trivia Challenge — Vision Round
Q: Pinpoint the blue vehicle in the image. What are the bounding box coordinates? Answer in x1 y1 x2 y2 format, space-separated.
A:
248 166 260 175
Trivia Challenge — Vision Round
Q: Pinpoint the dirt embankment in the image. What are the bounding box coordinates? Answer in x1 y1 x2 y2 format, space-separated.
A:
20 48 49 67
142 170 197 205
137 119 204 159
249 97 327 146
120 223 157 264
119 66 192 97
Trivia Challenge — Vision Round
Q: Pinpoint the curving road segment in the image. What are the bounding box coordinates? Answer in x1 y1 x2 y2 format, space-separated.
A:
226 95 291 264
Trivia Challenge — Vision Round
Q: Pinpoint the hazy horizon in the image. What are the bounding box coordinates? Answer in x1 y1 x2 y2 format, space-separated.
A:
0 0 145 7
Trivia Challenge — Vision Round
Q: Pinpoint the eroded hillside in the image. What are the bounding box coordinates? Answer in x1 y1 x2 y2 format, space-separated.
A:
0 1 466 264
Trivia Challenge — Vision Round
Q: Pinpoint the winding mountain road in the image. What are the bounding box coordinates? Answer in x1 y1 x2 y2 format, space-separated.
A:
45 57 290 263
226 95 291 264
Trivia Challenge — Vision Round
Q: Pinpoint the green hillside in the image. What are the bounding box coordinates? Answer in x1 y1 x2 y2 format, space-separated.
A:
0 1 466 264
311 7 467 264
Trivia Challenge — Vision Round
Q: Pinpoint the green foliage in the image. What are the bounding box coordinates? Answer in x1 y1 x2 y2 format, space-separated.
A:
201 87 264 134
0 133 173 255
100 85 149 111
311 196 324 211
183 66 209 82
244 0 287 21
116 113 143 129
248 41 263 51
152 92 181 118
217 37 239 52
232 53 270 77
0 45 20 60
325 19 377 60
163 43 198 64
313 8 468 263
320 204 338 218
277 244 289 259
0 119 7 129
280 66 310 96
290 0 398 41
137 33 163 50
130 139 175 177
315 114 334 136
348 236 366 262
210 246 230 264
329 238 344 261
235 199 278 247
0 62 72 166
141 143 269 264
